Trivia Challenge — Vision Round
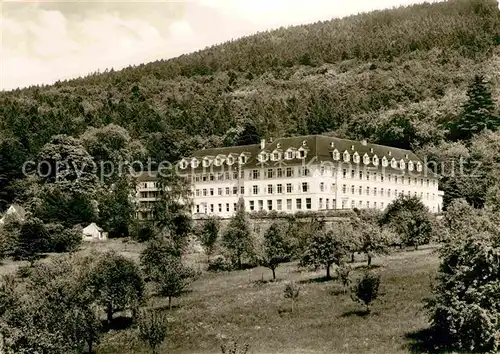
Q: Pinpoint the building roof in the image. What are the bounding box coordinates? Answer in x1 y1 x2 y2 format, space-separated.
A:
83 222 103 232
180 135 437 177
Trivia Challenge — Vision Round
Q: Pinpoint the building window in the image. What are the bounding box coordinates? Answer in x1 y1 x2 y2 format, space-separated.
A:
286 167 293 177
319 198 323 209
210 204 214 213
233 203 237 211
286 183 292 193
277 168 283 178
218 204 222 212
306 198 312 210
359 186 363 195
233 187 238 195
203 189 207 196
286 151 294 160
296 199 302 210
267 169 274 179
380 188 384 196
286 199 292 210
366 172 370 181
326 199 330 209
343 169 347 178
218 188 223 196
268 184 273 194
381 174 384 182
358 200 362 208
258 200 264 210
225 187 230 195
196 205 200 213
210 174 215 181
252 170 260 180
277 199 282 211
351 200 355 209
252 185 259 195
226 203 230 212
359 170 363 179
196 189 200 196
366 201 370 208
241 186 245 195
373 187 377 196
342 184 347 194
366 187 370 195
267 200 273 211
277 184 283 194
249 201 255 211
302 183 309 193
320 182 325 192
351 185 355 194
302 167 310 177
374 202 377 209
210 188 214 196
342 200 346 209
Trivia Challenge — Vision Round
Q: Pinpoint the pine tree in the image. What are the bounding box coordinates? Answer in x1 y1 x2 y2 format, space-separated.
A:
452 75 498 141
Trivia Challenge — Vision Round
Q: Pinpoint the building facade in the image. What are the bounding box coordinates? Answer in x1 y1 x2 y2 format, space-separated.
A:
136 135 443 219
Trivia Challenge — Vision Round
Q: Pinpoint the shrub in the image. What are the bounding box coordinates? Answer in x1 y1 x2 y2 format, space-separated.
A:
337 264 352 293
221 340 250 354
207 255 233 272
351 272 381 314
49 225 82 253
137 309 168 354
284 281 300 313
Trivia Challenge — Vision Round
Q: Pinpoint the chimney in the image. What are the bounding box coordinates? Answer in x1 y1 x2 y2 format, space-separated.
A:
260 139 266 149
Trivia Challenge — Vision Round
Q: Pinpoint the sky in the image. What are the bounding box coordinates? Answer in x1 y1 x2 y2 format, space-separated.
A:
1 0 436 91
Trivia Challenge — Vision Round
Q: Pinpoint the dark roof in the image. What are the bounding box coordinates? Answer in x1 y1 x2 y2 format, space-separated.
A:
181 135 437 177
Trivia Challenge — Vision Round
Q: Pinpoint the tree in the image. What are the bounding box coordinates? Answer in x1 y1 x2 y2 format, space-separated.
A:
299 226 349 279
98 176 136 238
353 220 393 266
259 221 292 280
153 173 193 252
337 264 352 293
137 309 168 354
425 210 500 352
222 197 254 269
351 272 381 314
140 238 197 309
14 216 50 265
381 195 433 250
196 216 220 262
450 75 499 141
89 252 145 323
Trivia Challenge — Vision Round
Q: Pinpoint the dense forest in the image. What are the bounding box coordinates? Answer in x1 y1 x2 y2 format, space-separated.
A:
1 0 500 214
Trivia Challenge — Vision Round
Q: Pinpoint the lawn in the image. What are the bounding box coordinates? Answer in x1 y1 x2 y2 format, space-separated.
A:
94 243 441 354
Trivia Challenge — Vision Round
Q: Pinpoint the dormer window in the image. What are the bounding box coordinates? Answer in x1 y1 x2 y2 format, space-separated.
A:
277 143 281 148
285 150 295 160
258 152 268 162
179 160 188 169
353 152 360 164
416 162 423 172
297 148 307 159
405 154 409 159
351 145 355 151
381 156 388 167
227 156 235 165
373 155 379 166
332 149 340 160
391 158 397 168
191 158 199 168
202 157 211 167
239 154 247 164
363 153 370 165
399 159 406 170
302 140 307 146
271 151 281 161
370 148 374 153
388 151 392 156
343 151 350 162
408 161 414 171
330 142 335 148
214 157 223 166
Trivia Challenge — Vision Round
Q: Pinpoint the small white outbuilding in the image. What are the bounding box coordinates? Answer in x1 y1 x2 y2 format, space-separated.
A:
0 204 26 225
82 223 108 241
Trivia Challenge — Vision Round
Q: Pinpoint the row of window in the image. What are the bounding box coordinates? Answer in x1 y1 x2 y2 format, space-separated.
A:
341 169 436 186
341 184 436 200
195 186 244 197
195 203 238 214
249 198 313 211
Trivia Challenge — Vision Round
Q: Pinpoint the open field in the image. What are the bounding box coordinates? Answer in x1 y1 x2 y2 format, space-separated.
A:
79 241 441 354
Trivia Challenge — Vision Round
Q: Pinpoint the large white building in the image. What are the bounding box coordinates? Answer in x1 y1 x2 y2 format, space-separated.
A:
136 135 443 219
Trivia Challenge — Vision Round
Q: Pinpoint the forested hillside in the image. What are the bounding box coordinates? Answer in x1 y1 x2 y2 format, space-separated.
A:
1 0 500 212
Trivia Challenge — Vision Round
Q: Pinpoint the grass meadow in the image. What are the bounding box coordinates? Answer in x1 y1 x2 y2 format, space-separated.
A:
79 240 442 354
